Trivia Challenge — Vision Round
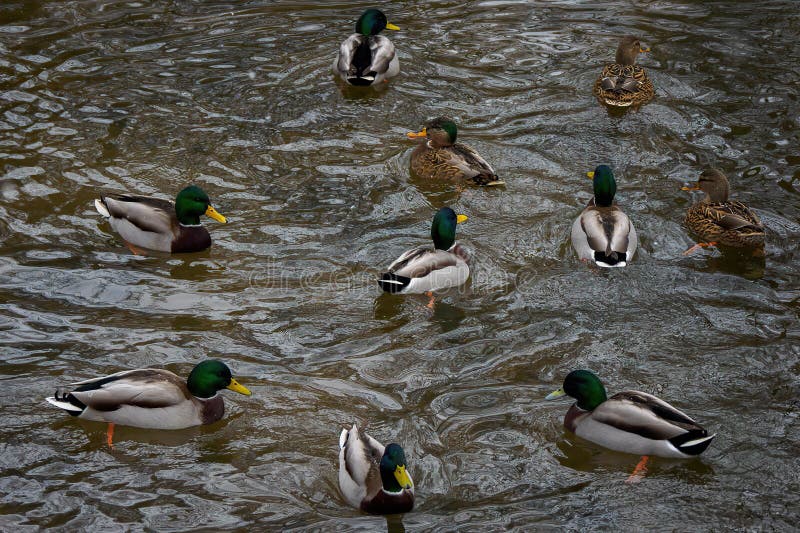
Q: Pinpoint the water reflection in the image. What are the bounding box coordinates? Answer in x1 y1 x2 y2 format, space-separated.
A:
553 436 715 483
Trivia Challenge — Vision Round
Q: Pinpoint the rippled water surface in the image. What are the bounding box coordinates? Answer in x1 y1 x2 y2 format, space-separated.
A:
2 0 799 530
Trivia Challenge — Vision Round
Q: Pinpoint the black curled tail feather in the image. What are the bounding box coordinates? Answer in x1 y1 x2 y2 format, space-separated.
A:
669 430 715 456
594 251 626 266
55 389 87 416
378 273 411 293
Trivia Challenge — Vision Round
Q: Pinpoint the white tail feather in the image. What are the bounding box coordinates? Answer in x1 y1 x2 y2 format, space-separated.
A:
45 396 82 412
94 198 110 218
680 434 716 448
595 260 627 268
378 279 404 285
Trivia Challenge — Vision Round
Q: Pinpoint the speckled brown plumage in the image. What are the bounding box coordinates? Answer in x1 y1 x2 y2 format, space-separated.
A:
594 36 654 108
686 200 764 247
684 168 765 248
594 63 654 108
407 117 503 186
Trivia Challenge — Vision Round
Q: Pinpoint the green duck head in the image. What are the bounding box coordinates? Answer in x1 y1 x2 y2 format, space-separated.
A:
545 369 608 411
431 207 468 250
615 35 650 65
175 185 227 226
587 165 617 207
407 117 458 148
355 9 399 36
681 168 730 203
380 443 413 492
186 360 251 399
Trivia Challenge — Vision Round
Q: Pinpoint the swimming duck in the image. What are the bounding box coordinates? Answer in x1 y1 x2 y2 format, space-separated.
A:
338 423 414 514
571 165 637 267
681 168 765 255
594 36 654 108
94 185 227 253
378 207 469 295
407 117 503 186
546 369 715 459
46 360 251 445
334 9 400 86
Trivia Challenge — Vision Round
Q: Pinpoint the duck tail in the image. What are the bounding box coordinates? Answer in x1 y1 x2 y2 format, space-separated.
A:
94 198 110 218
347 75 376 86
377 273 411 293
593 250 626 268
45 390 85 417
669 430 715 456
473 173 505 187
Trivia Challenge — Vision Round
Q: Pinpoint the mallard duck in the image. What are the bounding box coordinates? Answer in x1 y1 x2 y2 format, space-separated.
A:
378 207 469 295
594 36 654 108
338 423 414 514
546 369 715 459
46 360 251 445
681 168 765 254
571 165 637 267
407 117 504 186
94 185 227 253
334 9 400 86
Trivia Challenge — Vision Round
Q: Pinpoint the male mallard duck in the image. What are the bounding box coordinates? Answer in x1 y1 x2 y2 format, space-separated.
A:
378 207 469 295
594 36 654 108
681 168 765 255
46 360 251 445
571 165 637 267
338 423 414 514
94 185 227 253
407 117 503 186
546 369 715 459
334 9 400 86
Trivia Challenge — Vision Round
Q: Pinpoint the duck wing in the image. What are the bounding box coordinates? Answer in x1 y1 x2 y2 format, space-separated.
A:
591 391 703 440
579 205 633 264
447 143 500 184
340 424 384 500
387 246 458 278
100 194 176 235
704 201 763 232
66 369 190 411
336 34 363 75
367 35 396 75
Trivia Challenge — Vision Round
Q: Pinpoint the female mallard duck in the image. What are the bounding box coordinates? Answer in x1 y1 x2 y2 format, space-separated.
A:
46 360 251 445
94 185 227 253
407 117 503 186
571 165 637 267
334 9 400 86
338 423 414 514
594 36 654 108
378 207 469 295
546 369 715 459
681 168 765 254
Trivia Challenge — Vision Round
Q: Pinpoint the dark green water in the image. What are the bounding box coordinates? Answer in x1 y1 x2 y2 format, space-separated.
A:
1 1 799 530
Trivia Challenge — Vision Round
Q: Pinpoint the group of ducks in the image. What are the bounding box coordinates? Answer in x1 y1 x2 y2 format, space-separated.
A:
45 9 768 516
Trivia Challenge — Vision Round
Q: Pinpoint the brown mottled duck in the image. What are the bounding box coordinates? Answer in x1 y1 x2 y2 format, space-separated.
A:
407 117 504 186
682 168 765 255
594 36 654 108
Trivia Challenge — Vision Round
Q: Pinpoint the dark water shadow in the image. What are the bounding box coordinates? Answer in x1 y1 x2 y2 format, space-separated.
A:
71 419 205 449
690 245 766 280
335 77 392 101
385 514 406 533
429 298 466 333
553 434 715 484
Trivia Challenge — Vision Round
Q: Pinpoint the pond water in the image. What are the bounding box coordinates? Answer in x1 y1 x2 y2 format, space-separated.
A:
1 1 799 530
